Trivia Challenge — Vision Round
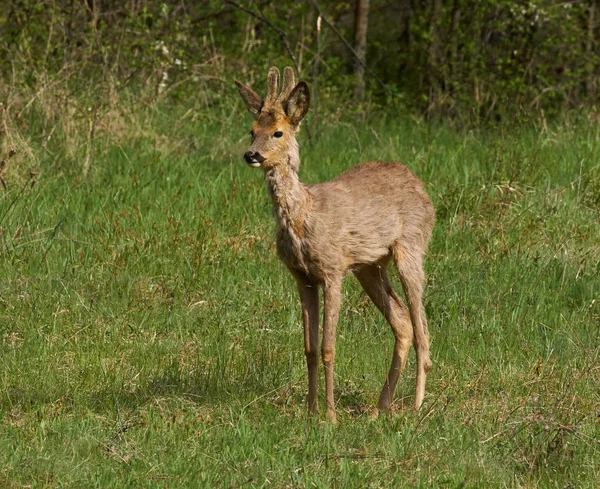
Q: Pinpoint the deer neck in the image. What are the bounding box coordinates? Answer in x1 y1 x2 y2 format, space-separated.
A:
264 153 311 239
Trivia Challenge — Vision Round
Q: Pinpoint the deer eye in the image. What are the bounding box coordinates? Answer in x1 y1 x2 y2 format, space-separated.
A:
273 131 283 138
249 130 254 137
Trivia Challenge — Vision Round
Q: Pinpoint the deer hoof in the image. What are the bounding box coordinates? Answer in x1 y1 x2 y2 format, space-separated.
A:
325 409 338 425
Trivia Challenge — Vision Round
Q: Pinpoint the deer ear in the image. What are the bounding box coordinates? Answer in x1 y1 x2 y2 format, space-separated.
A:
235 80 263 119
283 81 310 126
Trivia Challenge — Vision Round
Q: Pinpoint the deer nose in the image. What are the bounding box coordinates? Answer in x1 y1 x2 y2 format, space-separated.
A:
244 151 266 165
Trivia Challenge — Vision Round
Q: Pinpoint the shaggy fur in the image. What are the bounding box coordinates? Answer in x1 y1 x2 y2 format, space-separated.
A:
236 67 435 423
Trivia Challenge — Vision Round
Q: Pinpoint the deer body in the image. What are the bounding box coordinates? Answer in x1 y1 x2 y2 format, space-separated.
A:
271 162 431 280
236 67 435 423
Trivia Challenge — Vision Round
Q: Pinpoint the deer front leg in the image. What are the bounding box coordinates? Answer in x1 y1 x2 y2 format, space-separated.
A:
322 277 342 424
294 273 320 416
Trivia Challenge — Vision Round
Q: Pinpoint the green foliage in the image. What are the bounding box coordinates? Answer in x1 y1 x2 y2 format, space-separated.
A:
1 0 598 123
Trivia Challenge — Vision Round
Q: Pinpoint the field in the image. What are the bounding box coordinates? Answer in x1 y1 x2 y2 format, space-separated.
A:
1 107 599 487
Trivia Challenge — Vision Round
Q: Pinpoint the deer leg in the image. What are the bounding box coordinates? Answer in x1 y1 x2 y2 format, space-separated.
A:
322 277 342 424
294 273 320 416
393 244 431 411
354 264 413 415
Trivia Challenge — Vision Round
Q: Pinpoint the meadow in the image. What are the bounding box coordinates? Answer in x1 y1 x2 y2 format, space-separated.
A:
0 104 599 487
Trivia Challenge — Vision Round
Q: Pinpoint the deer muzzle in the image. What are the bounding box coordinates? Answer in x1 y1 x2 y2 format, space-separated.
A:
244 151 265 167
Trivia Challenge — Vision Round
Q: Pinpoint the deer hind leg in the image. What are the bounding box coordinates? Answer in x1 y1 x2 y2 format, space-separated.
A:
354 264 413 416
322 277 343 424
293 272 320 416
392 242 431 411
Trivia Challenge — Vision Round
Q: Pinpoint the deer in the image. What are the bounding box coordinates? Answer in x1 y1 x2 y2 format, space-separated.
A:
235 67 435 424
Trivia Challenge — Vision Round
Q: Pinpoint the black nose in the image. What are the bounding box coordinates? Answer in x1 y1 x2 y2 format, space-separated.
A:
244 151 265 164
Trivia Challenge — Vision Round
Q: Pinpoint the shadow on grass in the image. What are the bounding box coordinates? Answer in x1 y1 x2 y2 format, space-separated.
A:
4 358 399 418
87 360 302 415
88 369 386 418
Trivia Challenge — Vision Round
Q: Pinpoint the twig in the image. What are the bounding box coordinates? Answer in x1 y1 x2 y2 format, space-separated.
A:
308 0 393 98
0 149 17 191
16 65 75 120
0 158 31 226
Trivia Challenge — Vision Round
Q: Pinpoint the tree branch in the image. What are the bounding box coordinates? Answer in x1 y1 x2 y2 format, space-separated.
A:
222 0 300 76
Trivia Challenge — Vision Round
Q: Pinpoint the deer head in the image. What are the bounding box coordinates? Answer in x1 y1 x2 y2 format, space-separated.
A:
235 67 310 171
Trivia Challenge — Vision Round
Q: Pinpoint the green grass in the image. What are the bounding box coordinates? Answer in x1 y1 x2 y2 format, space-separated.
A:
1 109 599 488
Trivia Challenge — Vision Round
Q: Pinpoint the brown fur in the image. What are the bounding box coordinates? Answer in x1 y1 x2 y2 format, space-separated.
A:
235 67 435 423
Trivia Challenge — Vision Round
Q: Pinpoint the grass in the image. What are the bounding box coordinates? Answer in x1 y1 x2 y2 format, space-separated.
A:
1 105 599 487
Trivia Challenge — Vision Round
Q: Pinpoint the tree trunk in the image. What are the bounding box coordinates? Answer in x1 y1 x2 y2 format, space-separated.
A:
312 14 322 139
353 0 369 102
427 0 443 114
587 1 597 100
447 0 461 114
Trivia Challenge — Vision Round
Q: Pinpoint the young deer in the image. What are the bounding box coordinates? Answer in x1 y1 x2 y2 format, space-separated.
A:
235 67 435 423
